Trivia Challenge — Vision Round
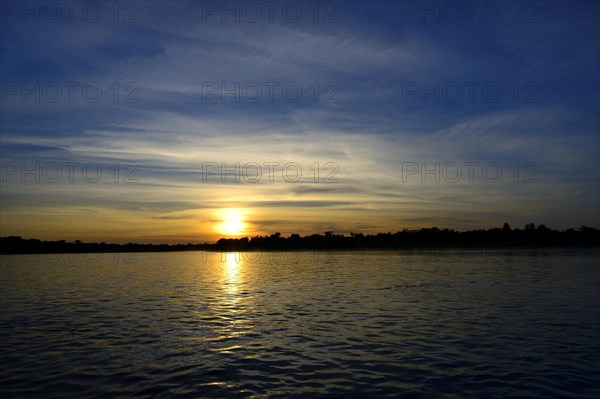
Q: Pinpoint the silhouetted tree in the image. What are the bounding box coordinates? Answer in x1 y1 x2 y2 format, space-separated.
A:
525 223 536 231
2 224 599 254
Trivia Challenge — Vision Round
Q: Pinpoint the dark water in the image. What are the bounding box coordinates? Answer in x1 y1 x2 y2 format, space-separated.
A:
1 250 599 398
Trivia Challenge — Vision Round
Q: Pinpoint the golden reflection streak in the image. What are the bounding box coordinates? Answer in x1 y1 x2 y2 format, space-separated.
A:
223 252 241 296
219 252 250 342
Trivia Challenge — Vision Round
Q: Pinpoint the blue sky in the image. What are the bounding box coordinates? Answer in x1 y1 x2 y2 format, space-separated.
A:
1 0 598 243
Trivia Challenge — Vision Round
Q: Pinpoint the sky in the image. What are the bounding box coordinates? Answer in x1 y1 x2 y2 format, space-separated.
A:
0 0 599 243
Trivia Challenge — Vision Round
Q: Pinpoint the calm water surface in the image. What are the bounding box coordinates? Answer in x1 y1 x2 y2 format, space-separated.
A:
1 250 599 398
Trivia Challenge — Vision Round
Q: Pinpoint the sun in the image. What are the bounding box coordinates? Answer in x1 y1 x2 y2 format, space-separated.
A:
218 208 246 237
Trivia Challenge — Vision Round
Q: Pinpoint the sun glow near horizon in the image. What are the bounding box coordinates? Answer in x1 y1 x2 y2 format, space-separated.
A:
217 208 248 237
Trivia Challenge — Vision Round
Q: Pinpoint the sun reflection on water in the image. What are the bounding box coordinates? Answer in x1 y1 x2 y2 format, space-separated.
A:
218 252 251 342
223 252 241 294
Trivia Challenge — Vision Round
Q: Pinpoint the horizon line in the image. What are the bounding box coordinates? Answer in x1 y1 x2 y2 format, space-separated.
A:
2 222 599 247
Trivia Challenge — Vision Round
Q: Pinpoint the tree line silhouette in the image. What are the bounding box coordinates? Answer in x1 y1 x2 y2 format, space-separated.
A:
1 223 598 254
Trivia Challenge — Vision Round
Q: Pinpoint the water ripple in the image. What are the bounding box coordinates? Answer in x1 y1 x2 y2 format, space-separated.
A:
1 250 599 398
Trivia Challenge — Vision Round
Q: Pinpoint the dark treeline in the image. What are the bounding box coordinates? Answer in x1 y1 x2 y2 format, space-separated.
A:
1 223 599 254
0 238 210 255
